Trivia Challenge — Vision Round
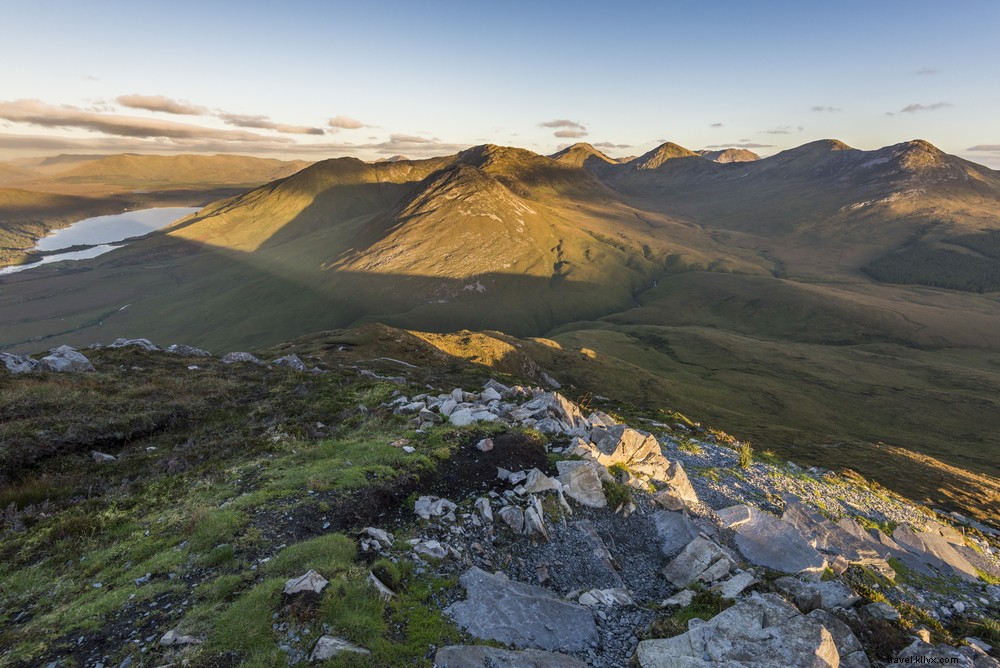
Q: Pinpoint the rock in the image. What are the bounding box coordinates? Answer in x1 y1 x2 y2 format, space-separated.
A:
449 408 476 427
440 398 458 416
781 496 894 576
221 351 262 365
586 411 617 428
653 510 703 558
892 524 979 580
272 354 307 371
165 344 211 357
108 338 159 351
480 387 503 402
92 451 116 463
359 527 393 551
863 601 900 621
367 572 395 601
732 506 828 578
523 501 549 542
716 504 753 529
499 506 525 533
414 496 457 520
540 371 561 389
655 460 699 508
697 556 732 583
896 641 975 668
807 609 869 666
556 461 607 508
414 540 448 559
445 567 598 652
1 352 39 374
662 589 696 607
474 497 493 523
661 536 734 588
581 425 671 481
484 379 514 397
965 637 993 654
434 645 588 667
160 629 201 646
475 437 493 452
522 469 561 494
774 576 861 612
38 345 94 372
712 571 758 599
283 569 329 595
636 593 847 668
577 588 634 607
419 408 442 423
309 636 370 662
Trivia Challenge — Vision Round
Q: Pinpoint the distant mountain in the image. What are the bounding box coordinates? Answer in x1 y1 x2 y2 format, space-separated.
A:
0 162 40 184
627 142 699 170
697 148 760 163
550 143 619 171
53 153 312 187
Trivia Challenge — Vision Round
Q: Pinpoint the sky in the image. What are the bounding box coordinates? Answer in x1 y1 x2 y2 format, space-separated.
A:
1 0 998 167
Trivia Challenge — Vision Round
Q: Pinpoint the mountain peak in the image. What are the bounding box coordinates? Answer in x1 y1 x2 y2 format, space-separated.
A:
631 142 698 170
698 148 760 163
550 143 617 168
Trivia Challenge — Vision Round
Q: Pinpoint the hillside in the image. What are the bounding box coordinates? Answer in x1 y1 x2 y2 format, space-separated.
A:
53 153 312 188
1 140 999 521
697 148 760 163
0 333 997 667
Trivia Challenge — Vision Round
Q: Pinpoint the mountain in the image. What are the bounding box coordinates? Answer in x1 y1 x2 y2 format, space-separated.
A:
697 148 760 163
52 153 312 187
1 139 999 509
626 142 700 170
0 162 40 184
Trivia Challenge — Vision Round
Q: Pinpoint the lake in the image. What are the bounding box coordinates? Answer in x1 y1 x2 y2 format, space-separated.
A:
1 207 199 275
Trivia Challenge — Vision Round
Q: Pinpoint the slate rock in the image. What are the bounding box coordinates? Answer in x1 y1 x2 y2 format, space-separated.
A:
662 536 733 588
733 506 827 578
445 567 598 652
283 569 329 595
434 645 588 668
108 338 160 351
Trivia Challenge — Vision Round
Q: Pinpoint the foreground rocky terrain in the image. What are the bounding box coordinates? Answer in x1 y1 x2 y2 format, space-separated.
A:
1 336 998 667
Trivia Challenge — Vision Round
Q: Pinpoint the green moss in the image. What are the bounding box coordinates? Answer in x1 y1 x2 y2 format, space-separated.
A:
645 589 734 639
185 507 248 552
206 577 285 656
602 477 632 510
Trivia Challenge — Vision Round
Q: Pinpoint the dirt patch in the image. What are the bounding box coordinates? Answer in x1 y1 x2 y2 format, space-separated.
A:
428 430 554 498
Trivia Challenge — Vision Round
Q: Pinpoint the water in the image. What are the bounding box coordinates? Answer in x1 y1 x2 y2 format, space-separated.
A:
1 207 199 276
34 207 199 251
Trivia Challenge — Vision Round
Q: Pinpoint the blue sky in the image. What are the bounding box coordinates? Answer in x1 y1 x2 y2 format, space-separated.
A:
2 0 998 166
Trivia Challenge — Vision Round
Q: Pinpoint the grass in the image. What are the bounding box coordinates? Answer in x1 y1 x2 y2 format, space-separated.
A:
644 589 734 639
735 441 754 469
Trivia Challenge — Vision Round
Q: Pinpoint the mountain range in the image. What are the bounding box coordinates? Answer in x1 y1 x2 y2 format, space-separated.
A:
1 139 999 514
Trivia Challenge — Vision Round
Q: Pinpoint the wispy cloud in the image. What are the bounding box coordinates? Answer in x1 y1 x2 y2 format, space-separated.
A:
0 99 286 142
764 125 804 135
554 129 588 138
117 94 207 116
900 102 952 113
967 144 1000 152
914 68 940 76
539 119 585 130
218 113 325 135
328 115 369 129
704 142 774 149
811 105 842 113
593 141 631 149
710 122 723 128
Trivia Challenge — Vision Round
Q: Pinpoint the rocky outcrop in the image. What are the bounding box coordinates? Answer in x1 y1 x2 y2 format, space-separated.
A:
637 593 865 667
38 345 94 372
732 506 828 578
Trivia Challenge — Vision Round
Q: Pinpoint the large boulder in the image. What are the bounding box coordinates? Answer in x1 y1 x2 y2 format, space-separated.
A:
732 507 827 579
434 645 588 667
636 593 859 667
445 567 598 652
108 337 160 351
891 524 979 581
38 345 94 372
166 343 212 357
221 351 262 365
309 636 370 661
653 510 702 558
781 495 893 577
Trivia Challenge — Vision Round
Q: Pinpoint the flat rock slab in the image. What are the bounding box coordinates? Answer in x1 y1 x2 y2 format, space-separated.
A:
733 507 827 578
652 510 701 558
434 645 588 667
556 460 607 508
445 567 598 652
